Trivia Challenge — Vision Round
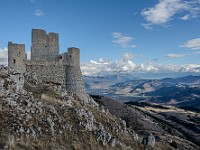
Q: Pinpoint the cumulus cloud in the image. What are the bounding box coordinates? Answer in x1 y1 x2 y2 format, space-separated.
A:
81 52 200 76
165 53 189 58
141 0 200 28
179 64 200 72
112 32 136 48
35 9 44 17
181 38 200 50
0 47 8 65
81 52 136 76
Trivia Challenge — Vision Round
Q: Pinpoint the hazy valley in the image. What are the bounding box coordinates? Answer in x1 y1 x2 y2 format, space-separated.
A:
84 74 200 112
84 74 200 149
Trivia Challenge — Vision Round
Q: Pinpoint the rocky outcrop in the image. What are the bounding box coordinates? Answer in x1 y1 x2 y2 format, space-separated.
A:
142 133 155 148
0 66 144 150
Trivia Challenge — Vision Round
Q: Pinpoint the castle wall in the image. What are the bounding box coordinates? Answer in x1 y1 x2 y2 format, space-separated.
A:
8 42 26 73
26 63 65 85
8 29 89 103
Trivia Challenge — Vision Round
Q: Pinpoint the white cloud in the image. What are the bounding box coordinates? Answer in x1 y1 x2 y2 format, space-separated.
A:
0 47 8 65
81 52 136 76
81 52 200 76
141 23 153 30
180 14 190 20
112 32 136 48
179 64 200 72
181 38 200 50
141 0 200 28
30 0 37 3
35 9 44 17
165 53 189 58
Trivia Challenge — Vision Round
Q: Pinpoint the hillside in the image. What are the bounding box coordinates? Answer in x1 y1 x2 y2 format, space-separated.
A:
84 75 200 110
1 66 200 149
91 95 200 150
0 66 152 150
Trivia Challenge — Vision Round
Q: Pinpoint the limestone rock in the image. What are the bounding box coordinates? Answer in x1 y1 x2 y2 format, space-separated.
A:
142 133 155 147
76 108 95 131
94 128 112 145
111 138 117 147
131 130 139 141
0 66 147 150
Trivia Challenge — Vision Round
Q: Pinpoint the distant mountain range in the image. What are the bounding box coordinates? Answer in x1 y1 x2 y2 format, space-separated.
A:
84 74 200 112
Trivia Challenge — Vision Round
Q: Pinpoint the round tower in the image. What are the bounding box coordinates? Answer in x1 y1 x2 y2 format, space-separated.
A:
65 47 88 102
67 47 80 66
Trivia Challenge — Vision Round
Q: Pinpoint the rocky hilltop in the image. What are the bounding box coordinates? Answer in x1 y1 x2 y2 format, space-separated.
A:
0 66 149 150
1 65 199 149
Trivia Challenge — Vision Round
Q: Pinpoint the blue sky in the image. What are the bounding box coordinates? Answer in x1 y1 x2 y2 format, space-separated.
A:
0 0 200 75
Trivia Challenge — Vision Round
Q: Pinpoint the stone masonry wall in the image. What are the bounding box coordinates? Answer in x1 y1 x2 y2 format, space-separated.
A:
64 47 88 101
31 29 59 62
8 42 26 73
48 32 59 61
8 29 89 103
31 29 48 62
26 63 65 85
66 47 80 66
65 65 88 102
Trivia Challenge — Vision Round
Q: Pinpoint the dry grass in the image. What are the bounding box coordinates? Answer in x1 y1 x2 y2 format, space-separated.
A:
3 130 135 150
41 94 63 105
0 79 152 149
0 94 146 150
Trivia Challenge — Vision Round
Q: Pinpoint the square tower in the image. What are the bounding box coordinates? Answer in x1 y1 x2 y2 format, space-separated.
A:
31 29 59 63
8 42 26 73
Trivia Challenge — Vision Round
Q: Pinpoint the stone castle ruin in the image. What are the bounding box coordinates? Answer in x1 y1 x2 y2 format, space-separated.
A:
8 29 88 101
